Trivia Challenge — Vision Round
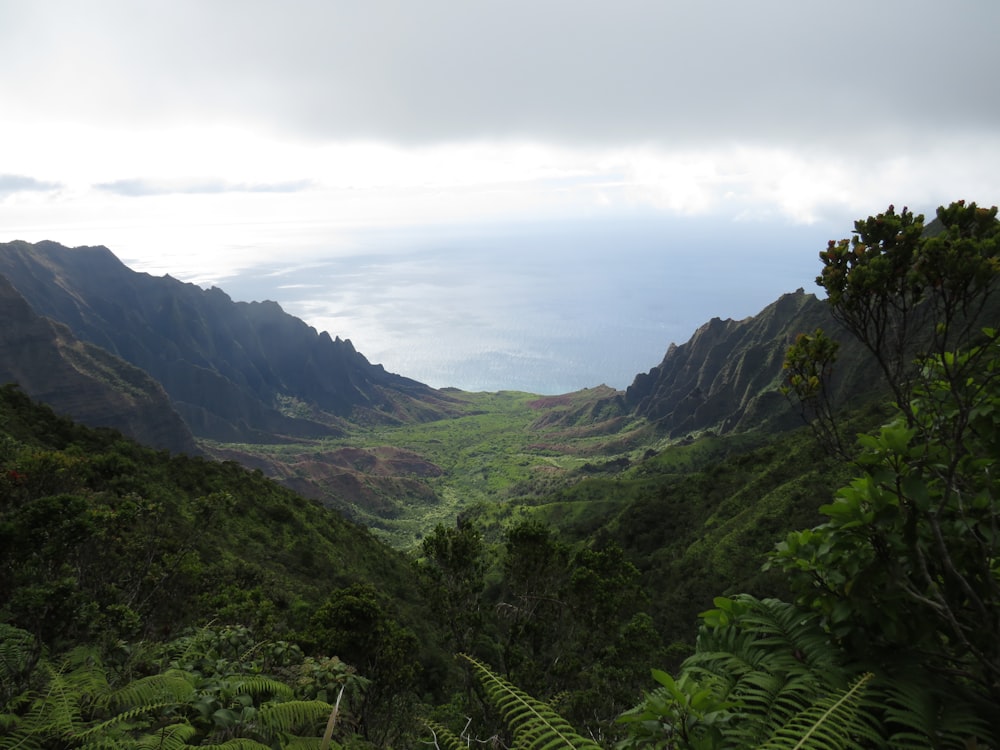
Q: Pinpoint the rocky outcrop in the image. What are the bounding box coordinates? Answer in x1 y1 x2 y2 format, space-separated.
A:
0 240 461 442
0 274 197 453
625 290 877 437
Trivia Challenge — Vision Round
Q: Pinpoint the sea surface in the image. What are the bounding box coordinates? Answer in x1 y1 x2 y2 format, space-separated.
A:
149 217 834 395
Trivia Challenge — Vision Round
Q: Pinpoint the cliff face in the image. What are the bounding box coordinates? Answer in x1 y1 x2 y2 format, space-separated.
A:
0 240 460 442
0 274 198 453
625 290 876 437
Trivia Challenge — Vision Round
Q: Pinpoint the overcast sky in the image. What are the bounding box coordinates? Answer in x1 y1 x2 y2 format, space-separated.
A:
1 1 999 387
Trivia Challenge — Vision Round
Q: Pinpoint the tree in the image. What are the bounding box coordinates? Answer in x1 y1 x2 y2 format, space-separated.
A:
784 201 1000 451
773 201 1000 735
772 332 1000 713
418 519 487 655
303 584 421 745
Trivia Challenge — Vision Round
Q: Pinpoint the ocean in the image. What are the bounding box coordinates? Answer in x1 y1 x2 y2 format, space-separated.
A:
146 216 834 394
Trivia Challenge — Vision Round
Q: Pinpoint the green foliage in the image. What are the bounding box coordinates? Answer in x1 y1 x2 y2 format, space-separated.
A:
457 654 602 750
782 329 845 455
767 201 1000 744
0 623 352 750
793 201 1000 443
418 519 487 655
492 520 658 735
0 382 437 645
0 384 450 743
619 596 881 749
301 584 421 746
771 333 1000 715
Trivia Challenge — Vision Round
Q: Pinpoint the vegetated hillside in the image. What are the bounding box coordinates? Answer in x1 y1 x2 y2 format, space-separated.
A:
0 240 463 443
0 274 197 453
206 386 655 546
0 382 442 657
624 289 878 436
510 417 877 647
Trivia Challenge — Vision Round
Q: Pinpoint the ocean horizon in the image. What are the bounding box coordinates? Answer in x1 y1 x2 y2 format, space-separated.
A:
136 216 835 395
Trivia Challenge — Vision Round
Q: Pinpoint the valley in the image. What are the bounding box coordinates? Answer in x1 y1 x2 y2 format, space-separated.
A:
203 386 649 548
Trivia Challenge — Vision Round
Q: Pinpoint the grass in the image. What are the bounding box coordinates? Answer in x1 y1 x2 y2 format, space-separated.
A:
204 387 657 548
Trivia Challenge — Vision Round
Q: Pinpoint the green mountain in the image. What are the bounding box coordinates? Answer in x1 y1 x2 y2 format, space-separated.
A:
624 289 878 437
0 240 462 444
0 274 197 453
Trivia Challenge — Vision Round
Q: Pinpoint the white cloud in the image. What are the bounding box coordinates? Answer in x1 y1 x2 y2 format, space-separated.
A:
1 0 997 281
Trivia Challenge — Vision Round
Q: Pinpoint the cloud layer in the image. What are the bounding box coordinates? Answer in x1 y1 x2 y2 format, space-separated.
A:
4 1 998 150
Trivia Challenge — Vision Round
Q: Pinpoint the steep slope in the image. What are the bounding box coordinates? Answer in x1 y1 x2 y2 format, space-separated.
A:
0 274 197 453
625 290 876 437
0 240 461 442
0 384 447 682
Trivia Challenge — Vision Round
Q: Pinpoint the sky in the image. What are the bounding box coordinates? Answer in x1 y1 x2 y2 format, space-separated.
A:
2 1 999 390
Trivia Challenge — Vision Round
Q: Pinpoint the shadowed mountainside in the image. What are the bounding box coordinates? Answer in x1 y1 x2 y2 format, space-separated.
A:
0 274 198 453
0 240 462 443
625 290 877 437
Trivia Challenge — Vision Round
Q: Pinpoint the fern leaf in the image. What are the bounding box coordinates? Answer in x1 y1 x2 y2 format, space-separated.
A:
103 669 196 713
460 654 601 750
258 699 334 735
0 625 36 694
78 700 177 739
880 677 992 748
230 675 295 701
757 673 878 750
135 721 199 750
190 739 273 750
421 719 468 750
3 649 109 749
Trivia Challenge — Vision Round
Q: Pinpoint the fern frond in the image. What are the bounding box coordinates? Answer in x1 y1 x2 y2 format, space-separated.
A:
258 699 334 735
880 677 992 748
731 597 841 681
189 739 272 750
78 700 175 740
230 675 294 701
757 672 879 750
102 669 196 713
0 625 36 693
3 648 110 749
135 721 199 750
421 719 467 750
460 654 601 750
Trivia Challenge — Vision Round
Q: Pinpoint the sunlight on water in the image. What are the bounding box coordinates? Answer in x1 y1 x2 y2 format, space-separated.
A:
123 217 829 394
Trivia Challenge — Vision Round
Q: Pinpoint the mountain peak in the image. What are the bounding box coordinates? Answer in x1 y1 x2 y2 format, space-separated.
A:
0 240 461 443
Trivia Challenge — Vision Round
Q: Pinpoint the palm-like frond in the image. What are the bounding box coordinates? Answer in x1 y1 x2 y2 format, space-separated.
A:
0 625 36 696
229 675 295 701
460 654 601 750
135 722 199 750
102 669 197 712
190 739 273 750
421 719 468 750
681 597 848 747
880 677 992 749
258 699 335 736
0 647 110 750
757 673 879 750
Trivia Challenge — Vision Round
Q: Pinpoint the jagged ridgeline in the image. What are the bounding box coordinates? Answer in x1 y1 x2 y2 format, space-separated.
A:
0 240 462 444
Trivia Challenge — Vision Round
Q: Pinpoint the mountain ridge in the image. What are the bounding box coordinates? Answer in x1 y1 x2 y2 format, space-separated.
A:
624 289 878 437
0 240 463 443
0 273 198 453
